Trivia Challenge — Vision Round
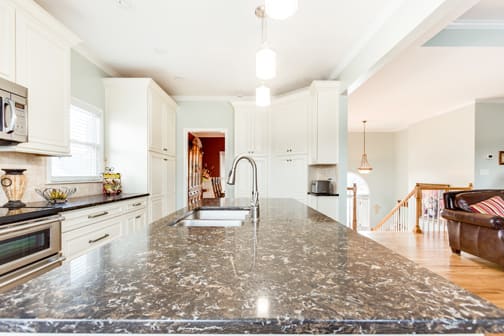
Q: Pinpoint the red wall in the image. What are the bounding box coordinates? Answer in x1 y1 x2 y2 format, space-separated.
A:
200 137 225 177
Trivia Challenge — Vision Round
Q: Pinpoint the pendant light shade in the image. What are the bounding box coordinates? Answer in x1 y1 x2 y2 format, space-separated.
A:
256 85 271 107
358 120 373 174
265 0 298 20
256 45 277 80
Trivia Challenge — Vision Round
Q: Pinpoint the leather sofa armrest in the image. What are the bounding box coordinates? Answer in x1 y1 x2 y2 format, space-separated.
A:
441 209 504 230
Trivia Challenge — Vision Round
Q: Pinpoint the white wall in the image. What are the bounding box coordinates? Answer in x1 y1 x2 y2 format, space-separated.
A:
474 102 504 188
175 101 235 209
406 103 475 188
348 132 399 227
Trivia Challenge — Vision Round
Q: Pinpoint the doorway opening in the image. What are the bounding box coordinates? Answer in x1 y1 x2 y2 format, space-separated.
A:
184 129 227 206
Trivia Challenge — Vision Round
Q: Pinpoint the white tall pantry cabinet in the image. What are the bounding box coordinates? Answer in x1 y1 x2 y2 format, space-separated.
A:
104 78 177 223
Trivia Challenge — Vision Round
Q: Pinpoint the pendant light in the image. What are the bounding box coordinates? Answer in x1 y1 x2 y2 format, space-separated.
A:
256 6 276 80
256 84 271 107
358 120 373 174
265 0 298 20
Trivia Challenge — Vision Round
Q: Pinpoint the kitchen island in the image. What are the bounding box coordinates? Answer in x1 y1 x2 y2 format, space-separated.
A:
0 199 503 334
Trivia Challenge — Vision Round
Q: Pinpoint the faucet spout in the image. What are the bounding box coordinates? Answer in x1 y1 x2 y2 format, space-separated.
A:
227 154 260 219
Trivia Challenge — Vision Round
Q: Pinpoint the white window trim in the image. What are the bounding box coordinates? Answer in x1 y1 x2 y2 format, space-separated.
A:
47 97 104 184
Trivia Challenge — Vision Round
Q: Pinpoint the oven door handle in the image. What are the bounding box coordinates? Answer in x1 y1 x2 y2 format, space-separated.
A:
0 215 64 235
0 256 66 289
4 97 17 134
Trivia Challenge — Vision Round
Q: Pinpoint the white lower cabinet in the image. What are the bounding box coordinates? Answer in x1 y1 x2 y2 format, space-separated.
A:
149 195 166 223
122 209 147 235
308 195 339 220
62 197 147 261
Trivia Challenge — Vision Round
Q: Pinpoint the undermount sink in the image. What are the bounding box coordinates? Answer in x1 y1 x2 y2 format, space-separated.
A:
173 208 251 227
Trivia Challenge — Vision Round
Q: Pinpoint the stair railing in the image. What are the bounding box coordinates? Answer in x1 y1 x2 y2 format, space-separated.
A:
371 183 473 233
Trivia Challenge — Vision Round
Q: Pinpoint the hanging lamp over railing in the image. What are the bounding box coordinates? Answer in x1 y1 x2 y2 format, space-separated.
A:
358 120 373 174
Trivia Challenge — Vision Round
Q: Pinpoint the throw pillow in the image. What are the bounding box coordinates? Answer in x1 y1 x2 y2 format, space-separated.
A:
469 195 504 216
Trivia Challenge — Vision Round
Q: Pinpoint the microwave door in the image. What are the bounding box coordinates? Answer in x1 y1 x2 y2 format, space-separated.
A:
4 97 16 134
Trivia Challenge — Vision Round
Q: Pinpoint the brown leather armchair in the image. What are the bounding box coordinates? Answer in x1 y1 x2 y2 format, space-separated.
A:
441 190 504 267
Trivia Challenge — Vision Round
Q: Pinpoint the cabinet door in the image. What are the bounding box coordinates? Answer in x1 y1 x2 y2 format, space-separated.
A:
123 209 147 235
270 155 307 201
316 90 339 163
316 196 339 220
149 152 168 198
165 101 176 156
15 11 70 155
271 98 308 154
148 89 164 153
149 195 166 223
234 106 252 154
234 155 269 199
251 107 269 155
0 0 15 81
166 156 176 213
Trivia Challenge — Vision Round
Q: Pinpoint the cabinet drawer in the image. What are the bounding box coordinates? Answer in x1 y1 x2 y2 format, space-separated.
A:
62 217 122 261
62 202 125 233
126 197 147 212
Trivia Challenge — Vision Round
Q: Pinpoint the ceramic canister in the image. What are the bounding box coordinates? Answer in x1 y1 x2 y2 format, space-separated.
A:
1 168 27 208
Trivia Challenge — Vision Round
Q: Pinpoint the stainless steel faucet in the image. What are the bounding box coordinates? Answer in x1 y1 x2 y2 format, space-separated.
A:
227 154 260 220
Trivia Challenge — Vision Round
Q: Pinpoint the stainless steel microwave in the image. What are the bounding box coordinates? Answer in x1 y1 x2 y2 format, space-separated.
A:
0 77 28 145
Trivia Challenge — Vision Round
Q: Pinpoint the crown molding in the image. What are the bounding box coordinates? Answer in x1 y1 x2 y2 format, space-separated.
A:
447 20 504 30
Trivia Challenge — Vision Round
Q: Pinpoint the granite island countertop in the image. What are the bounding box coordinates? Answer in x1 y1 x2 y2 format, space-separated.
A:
0 198 504 334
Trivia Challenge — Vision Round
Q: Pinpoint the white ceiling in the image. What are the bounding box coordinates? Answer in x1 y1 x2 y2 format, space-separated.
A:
348 0 504 131
34 0 400 97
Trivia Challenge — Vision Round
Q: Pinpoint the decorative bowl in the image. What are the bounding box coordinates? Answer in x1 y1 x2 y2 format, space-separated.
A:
35 187 77 204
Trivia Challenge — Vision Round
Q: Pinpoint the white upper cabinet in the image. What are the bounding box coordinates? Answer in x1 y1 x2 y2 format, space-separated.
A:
0 1 79 155
105 78 177 221
148 86 177 156
233 102 269 156
0 0 15 81
270 92 309 155
309 81 340 164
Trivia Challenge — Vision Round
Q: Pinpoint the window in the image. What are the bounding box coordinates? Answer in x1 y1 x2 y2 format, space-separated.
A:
49 98 103 183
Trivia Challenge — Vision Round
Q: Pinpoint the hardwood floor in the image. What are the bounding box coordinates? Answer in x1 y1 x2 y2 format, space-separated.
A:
362 230 504 309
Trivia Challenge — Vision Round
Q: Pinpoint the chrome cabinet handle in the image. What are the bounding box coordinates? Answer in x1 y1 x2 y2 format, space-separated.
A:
132 202 142 207
4 98 17 134
88 233 110 244
163 148 168 151
88 211 109 219
135 215 142 219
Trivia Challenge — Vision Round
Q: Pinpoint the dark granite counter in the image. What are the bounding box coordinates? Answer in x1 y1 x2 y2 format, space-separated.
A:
26 193 150 212
0 198 504 334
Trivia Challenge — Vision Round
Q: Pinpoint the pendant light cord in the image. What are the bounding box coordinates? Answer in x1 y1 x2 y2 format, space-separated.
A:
261 12 267 45
363 120 367 155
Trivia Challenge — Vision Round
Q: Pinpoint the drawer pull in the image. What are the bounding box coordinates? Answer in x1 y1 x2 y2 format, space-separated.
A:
89 233 110 244
135 215 142 219
163 148 168 151
88 211 109 219
132 202 142 207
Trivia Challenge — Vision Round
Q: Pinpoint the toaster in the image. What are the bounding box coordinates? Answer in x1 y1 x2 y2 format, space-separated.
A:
311 180 331 194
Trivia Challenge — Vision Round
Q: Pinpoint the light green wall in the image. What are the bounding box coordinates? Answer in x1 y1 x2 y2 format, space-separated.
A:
71 49 109 110
474 102 504 188
176 101 235 209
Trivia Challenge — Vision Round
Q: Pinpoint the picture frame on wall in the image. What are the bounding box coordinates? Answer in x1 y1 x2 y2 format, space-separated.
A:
499 151 504 165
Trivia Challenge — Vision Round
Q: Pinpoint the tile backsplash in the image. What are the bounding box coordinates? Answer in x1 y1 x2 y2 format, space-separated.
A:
0 153 101 205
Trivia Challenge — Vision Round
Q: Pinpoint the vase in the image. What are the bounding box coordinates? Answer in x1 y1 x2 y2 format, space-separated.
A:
1 168 27 208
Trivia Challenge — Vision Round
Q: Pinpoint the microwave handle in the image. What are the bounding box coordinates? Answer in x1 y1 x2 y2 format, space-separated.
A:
4 97 17 134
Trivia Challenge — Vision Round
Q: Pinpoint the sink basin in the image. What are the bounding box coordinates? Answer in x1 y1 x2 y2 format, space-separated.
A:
175 219 244 227
173 208 250 227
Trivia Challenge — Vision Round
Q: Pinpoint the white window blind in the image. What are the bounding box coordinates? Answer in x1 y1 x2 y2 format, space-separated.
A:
50 99 103 183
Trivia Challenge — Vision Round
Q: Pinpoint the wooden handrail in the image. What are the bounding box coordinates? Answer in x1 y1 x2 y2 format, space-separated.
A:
372 182 473 232
372 187 416 231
